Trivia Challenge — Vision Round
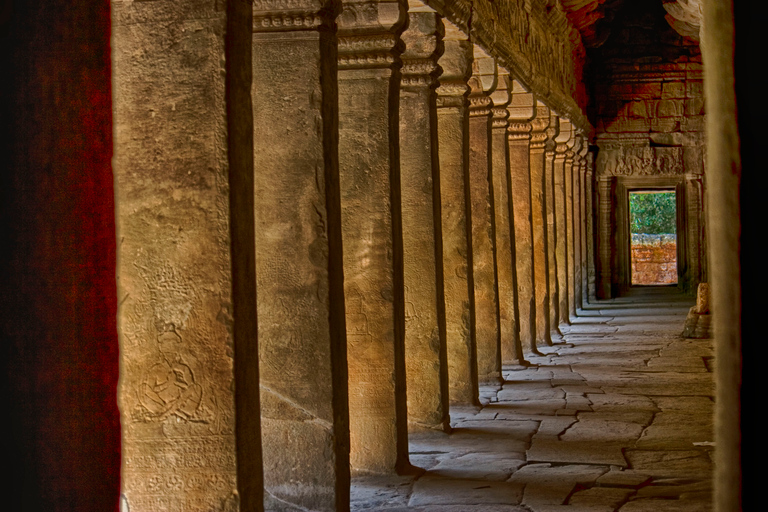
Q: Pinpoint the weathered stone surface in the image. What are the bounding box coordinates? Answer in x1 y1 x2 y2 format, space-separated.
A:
553 119 572 326
489 69 526 366
468 45 503 384
437 19 478 405
399 2 450 433
114 1 249 509
507 80 537 355
529 103 553 347
338 0 411 475
252 2 350 509
544 112 560 337
631 234 678 285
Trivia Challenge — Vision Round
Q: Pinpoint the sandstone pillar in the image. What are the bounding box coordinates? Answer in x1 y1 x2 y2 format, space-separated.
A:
571 136 586 314
399 1 450 432
337 0 411 474
585 151 598 303
436 20 478 405
113 0 258 509
553 120 573 326
252 2 350 509
507 80 538 354
701 2 742 508
544 113 560 334
468 47 504 383
564 136 578 321
490 69 526 366
596 174 613 300
529 103 553 347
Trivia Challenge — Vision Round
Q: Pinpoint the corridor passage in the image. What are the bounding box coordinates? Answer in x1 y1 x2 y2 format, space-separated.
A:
351 288 713 511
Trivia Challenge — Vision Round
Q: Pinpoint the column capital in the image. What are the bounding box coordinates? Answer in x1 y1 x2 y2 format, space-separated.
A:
468 45 496 117
338 0 408 70
545 112 560 155
507 121 532 141
400 8 443 88
252 0 340 32
489 67 510 128
555 118 573 159
529 107 551 150
435 19 472 109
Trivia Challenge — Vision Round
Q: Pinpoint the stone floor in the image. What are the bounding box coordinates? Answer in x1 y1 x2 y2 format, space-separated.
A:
351 287 714 511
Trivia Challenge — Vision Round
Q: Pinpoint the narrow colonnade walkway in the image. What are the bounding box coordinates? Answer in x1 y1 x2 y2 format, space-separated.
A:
351 288 714 511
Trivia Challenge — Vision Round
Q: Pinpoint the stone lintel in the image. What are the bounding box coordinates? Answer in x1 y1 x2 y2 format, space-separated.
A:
252 0 339 32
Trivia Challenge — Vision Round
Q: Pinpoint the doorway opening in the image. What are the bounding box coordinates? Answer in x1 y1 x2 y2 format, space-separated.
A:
629 190 677 285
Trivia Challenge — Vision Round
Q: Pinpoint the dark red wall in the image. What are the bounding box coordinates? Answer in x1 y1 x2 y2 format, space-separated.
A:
0 1 120 510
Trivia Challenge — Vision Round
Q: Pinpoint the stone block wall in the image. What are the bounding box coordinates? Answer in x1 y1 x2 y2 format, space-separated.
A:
631 234 677 285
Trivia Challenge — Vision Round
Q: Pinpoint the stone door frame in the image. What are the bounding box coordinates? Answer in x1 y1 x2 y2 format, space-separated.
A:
611 175 690 296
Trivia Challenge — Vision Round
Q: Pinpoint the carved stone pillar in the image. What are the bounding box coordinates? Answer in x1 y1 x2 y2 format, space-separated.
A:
586 151 598 303
113 1 256 510
337 0 411 475
468 46 503 383
529 102 553 347
571 135 586 314
490 69 526 366
544 113 560 335
436 19 478 405
507 80 537 354
252 1 349 509
564 135 578 321
596 174 614 300
398 0 449 433
577 141 590 308
553 119 572 326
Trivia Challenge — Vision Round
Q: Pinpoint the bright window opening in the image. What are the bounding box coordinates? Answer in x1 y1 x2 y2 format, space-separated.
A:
629 190 677 285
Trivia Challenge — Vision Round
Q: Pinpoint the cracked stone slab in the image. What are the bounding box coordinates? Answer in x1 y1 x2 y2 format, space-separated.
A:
509 463 609 507
527 435 628 466
429 451 527 481
408 475 524 507
351 475 415 511
619 499 711 511
596 467 652 487
624 449 712 479
567 486 635 510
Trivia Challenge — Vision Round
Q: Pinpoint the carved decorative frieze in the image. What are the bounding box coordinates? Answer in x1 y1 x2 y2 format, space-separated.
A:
507 121 532 141
253 0 338 32
596 146 685 176
400 8 443 88
436 79 469 108
338 0 407 69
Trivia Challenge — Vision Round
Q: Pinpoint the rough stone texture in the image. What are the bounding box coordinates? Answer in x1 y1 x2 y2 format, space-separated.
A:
631 234 678 285
338 0 411 475
544 112 561 338
529 103 553 347
682 282 712 338
399 3 450 433
351 288 713 511
437 19 479 405
507 80 537 354
490 70 526 367
553 119 573 326
468 45 502 384
113 1 246 509
252 2 350 509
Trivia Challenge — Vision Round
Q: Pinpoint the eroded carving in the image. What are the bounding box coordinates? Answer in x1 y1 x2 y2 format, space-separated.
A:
597 146 685 175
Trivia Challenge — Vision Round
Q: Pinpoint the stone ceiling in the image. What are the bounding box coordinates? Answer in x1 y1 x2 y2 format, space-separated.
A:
560 0 702 47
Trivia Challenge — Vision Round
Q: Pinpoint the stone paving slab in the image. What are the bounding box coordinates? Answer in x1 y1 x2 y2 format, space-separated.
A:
351 289 712 511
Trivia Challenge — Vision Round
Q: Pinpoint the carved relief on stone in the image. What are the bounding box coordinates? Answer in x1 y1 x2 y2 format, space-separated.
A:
252 0 339 32
400 6 444 88
596 145 685 176
338 0 407 69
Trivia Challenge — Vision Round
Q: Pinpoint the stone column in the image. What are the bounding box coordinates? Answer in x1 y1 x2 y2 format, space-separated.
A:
337 0 411 475
529 102 553 347
571 136 586 314
252 2 350 509
596 174 613 300
577 141 589 308
113 0 257 510
585 151 598 303
490 70 526 366
468 47 503 383
565 135 578 321
553 119 572 326
436 20 478 405
399 1 450 433
544 112 560 336
507 80 537 354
